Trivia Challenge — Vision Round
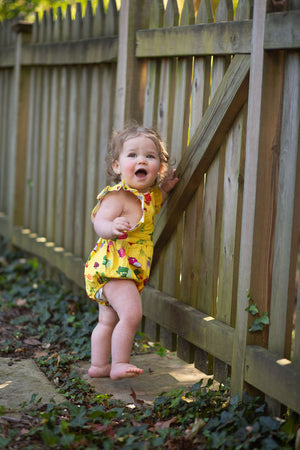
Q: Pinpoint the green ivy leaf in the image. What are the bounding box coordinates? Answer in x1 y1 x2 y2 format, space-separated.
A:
259 312 270 325
249 320 264 332
245 303 259 315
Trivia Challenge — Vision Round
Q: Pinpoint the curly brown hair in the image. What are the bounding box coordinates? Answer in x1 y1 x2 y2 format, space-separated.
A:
106 123 173 184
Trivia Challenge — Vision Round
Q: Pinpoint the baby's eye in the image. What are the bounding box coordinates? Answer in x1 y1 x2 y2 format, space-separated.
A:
128 152 136 158
147 154 156 159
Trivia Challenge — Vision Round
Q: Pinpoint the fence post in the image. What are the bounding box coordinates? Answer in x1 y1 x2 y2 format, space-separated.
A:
7 21 32 240
113 0 152 130
231 0 267 398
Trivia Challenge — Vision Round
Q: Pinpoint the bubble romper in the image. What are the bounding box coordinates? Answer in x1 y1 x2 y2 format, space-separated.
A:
84 181 163 304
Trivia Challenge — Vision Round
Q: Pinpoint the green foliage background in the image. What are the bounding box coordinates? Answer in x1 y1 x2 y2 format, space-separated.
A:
0 0 113 21
0 0 239 23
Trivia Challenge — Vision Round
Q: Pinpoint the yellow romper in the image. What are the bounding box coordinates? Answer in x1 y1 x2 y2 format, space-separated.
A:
84 181 163 304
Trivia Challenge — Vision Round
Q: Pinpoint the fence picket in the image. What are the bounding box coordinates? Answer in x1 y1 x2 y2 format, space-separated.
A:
38 69 50 236
83 1 94 39
73 3 83 40
171 0 196 363
53 7 63 42
231 0 267 398
84 66 100 258
63 5 72 41
0 71 9 212
235 0 253 20
46 69 59 242
93 0 105 37
105 0 118 35
143 0 163 128
31 68 42 232
74 68 89 257
149 0 179 350
156 0 178 144
268 52 300 357
55 67 68 247
64 68 78 252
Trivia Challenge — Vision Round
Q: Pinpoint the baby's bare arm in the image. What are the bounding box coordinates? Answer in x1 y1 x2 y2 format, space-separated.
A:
93 192 131 239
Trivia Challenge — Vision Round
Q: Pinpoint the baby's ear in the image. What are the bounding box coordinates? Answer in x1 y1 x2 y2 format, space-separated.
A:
112 160 121 175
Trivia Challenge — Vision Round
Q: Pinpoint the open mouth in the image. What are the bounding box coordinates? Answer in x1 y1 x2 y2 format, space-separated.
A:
135 169 147 178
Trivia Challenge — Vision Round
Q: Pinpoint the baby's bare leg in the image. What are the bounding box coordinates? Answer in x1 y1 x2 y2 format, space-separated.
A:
103 279 144 380
88 304 119 378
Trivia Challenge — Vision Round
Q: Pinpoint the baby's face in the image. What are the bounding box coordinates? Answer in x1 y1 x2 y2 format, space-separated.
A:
112 135 162 192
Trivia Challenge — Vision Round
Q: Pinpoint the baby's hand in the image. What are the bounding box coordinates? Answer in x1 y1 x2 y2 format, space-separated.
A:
111 217 131 238
160 170 179 198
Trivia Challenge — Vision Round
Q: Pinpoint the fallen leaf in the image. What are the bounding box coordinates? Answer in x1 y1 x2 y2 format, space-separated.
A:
0 256 8 266
155 416 177 431
130 387 145 406
45 352 58 362
34 350 48 358
24 338 41 346
185 417 206 439
16 298 27 307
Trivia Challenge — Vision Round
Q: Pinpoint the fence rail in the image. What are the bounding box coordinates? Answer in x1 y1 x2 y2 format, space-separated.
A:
0 0 299 415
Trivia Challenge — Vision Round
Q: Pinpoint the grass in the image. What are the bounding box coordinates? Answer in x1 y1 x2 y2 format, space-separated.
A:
0 239 299 449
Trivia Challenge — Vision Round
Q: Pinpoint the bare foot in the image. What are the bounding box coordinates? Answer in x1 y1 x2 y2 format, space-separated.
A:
88 364 111 378
110 363 144 380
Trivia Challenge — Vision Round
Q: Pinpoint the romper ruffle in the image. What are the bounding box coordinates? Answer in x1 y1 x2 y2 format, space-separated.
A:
84 181 163 304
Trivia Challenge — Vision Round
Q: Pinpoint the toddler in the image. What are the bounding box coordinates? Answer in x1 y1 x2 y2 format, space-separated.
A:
84 124 178 380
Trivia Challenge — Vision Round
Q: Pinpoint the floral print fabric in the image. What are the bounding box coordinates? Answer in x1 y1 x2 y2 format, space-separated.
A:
84 181 163 303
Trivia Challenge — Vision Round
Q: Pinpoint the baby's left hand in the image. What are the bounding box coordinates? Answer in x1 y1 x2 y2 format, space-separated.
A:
160 170 178 202
161 169 179 193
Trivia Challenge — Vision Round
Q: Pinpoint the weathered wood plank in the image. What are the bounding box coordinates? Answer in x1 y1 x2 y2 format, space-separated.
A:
113 0 152 129
153 54 250 259
38 68 49 236
64 68 78 252
216 109 245 325
0 70 9 212
198 156 220 314
176 3 206 299
74 67 89 257
30 68 42 232
143 0 163 127
17 37 118 67
45 68 59 241
142 285 234 364
264 10 300 50
84 66 101 259
268 50 300 357
24 69 35 228
165 0 194 363
136 20 251 57
11 228 85 290
153 0 179 352
156 0 179 145
55 67 67 247
231 0 267 398
136 11 300 58
245 345 300 414
247 51 285 353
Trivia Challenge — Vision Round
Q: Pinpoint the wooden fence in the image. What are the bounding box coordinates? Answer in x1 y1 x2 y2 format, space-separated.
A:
0 0 299 414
